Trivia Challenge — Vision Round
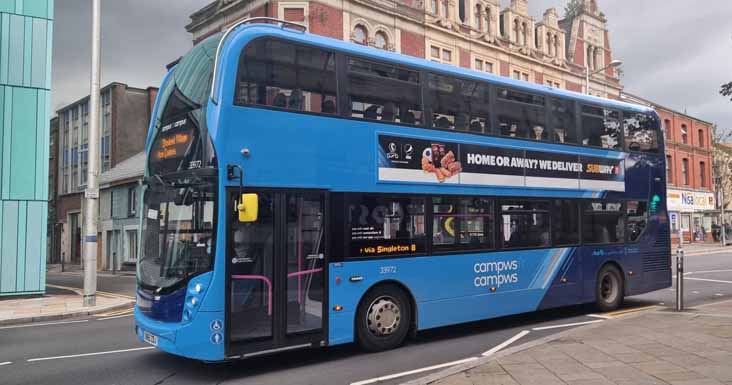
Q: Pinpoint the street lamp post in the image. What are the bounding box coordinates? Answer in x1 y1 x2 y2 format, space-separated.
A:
585 59 623 95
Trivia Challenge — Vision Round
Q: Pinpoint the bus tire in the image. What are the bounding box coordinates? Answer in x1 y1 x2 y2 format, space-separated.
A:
595 264 624 312
355 284 412 352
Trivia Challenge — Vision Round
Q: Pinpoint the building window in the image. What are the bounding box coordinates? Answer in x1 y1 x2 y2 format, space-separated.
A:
126 230 138 262
431 0 438 14
374 31 388 50
698 129 705 148
512 69 530 82
545 79 561 88
458 0 466 23
663 119 671 140
128 186 137 217
429 44 453 64
682 158 689 185
666 155 672 183
485 7 492 34
109 190 114 218
473 56 495 74
700 161 706 188
353 24 367 44
681 124 688 144
440 0 448 18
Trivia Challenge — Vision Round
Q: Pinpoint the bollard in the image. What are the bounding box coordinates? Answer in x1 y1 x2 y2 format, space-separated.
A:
112 251 117 276
676 247 684 311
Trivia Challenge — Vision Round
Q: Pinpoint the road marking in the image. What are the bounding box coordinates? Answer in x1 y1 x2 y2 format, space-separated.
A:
482 330 530 357
587 314 613 319
97 314 134 321
96 308 134 317
685 277 732 284
531 320 603 331
350 357 479 385
0 361 11 366
716 293 725 297
0 319 89 330
600 305 658 318
687 269 732 275
96 291 135 300
27 347 155 362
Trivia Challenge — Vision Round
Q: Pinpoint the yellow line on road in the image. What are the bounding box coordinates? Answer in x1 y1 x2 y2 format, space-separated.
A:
95 308 134 317
600 305 658 318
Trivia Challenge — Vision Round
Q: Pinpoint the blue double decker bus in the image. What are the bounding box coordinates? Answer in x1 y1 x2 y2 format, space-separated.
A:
135 18 670 361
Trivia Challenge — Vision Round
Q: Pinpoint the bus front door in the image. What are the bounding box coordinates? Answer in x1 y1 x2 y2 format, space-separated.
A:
228 191 327 356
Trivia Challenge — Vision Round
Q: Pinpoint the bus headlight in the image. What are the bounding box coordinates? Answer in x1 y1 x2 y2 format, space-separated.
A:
195 283 203 293
190 297 198 306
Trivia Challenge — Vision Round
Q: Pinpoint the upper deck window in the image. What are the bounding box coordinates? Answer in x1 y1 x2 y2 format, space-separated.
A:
428 73 490 133
347 58 422 125
623 112 659 153
496 88 547 141
581 105 620 150
236 39 337 114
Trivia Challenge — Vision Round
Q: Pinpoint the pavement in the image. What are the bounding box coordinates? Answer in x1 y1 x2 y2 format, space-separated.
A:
408 299 732 385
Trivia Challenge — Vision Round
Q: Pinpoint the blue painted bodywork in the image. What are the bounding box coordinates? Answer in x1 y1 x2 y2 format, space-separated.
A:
136 23 671 361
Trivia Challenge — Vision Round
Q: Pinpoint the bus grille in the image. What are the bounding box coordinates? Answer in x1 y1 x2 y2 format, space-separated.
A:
644 227 671 272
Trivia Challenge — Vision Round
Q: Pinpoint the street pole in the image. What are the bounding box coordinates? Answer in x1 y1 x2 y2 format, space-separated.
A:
83 0 101 307
676 226 684 311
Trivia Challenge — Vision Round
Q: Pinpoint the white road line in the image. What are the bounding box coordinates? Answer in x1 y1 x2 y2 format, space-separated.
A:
482 330 530 357
0 361 12 366
532 320 604 331
0 319 89 330
687 269 732 275
716 293 725 297
350 357 479 385
692 291 701 294
97 314 134 321
587 314 613 319
686 277 732 284
27 347 155 362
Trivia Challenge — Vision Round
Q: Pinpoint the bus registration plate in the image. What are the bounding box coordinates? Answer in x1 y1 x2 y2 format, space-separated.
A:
143 331 158 346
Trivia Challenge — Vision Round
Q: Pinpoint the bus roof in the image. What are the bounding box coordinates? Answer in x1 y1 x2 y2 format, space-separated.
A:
225 22 654 115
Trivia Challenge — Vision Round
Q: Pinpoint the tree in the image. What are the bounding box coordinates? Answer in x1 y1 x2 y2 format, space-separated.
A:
712 124 732 223
563 0 583 20
722 82 732 101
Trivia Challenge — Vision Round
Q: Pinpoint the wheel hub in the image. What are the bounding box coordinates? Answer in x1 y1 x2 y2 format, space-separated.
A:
366 297 401 336
601 274 618 303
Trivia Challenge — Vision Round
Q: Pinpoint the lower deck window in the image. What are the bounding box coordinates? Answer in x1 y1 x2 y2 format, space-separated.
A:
500 201 550 249
347 195 426 258
582 201 625 244
433 197 494 251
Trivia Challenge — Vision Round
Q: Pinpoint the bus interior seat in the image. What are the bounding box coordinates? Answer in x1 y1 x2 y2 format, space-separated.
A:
273 92 287 108
364 105 379 120
288 89 303 110
382 102 395 121
321 99 336 114
435 116 451 129
455 113 469 130
401 110 416 124
470 119 483 132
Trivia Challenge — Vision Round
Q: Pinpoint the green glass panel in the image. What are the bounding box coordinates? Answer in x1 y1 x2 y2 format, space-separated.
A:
22 0 47 18
1 14 11 84
23 16 31 86
31 18 47 88
9 87 36 199
24 201 42 291
7 14 23 85
14 0 21 14
47 0 52 19
35 89 47 200
2 86 11 199
15 201 26 291
45 19 51 89
0 0 13 13
39 201 46 289
1 201 17 293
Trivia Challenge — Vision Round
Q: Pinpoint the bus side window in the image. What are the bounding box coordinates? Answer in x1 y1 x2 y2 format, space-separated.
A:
623 112 659 153
346 58 423 125
427 74 490 133
581 106 621 150
496 88 547 141
626 201 648 242
236 39 338 115
582 201 625 244
549 99 577 144
499 201 550 249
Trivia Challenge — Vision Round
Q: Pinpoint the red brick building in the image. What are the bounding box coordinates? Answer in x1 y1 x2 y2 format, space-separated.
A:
186 0 623 98
623 93 715 244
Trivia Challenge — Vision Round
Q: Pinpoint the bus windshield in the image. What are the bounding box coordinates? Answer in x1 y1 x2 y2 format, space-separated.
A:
138 177 216 292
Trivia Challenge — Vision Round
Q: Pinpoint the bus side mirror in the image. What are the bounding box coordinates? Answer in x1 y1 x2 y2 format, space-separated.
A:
237 194 258 223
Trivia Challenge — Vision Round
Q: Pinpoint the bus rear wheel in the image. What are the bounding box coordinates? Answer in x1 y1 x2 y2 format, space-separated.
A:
595 264 624 312
356 284 412 352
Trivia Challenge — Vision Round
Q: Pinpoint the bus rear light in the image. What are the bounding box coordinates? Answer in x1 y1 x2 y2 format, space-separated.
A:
335 277 342 285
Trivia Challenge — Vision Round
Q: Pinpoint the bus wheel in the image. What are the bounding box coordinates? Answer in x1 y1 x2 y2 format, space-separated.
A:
595 264 624 312
356 284 412 352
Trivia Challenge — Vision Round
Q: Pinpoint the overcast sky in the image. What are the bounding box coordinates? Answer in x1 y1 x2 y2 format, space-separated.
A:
52 0 732 130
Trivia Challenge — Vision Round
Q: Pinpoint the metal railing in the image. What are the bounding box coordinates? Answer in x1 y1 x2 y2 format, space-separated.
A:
210 17 307 104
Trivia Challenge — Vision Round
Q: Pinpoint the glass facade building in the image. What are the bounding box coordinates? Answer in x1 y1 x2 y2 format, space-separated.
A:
0 0 53 296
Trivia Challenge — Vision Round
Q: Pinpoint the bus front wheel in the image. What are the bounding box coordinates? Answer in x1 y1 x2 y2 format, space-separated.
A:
595 264 624 312
356 284 412 352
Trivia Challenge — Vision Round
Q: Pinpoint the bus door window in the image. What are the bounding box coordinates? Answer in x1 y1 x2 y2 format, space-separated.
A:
582 201 625 244
496 88 546 141
581 106 620 150
285 194 325 334
549 98 577 144
347 58 422 125
552 200 580 246
427 74 490 133
499 201 550 249
230 193 275 341
236 39 337 114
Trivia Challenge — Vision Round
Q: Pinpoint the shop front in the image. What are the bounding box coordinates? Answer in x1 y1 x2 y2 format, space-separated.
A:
667 189 716 244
